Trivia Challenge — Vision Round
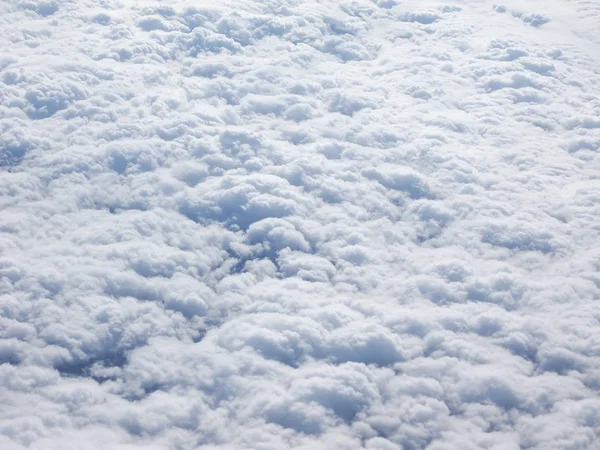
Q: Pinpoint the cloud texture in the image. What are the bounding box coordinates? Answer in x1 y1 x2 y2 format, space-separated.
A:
1 0 600 448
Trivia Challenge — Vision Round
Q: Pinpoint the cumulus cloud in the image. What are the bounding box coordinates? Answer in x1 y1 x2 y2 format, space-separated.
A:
1 0 600 449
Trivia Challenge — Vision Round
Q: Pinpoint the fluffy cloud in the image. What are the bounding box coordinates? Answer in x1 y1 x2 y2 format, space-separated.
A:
1 0 600 449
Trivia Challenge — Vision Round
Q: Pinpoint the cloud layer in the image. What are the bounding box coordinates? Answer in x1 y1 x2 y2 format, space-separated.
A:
1 0 600 448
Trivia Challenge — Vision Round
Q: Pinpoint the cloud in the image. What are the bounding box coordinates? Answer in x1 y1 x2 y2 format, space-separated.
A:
1 0 600 449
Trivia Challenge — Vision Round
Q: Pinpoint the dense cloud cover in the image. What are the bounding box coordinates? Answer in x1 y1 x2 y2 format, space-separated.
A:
1 0 600 448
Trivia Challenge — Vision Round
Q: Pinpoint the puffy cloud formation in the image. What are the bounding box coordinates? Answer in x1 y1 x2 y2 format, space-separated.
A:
1 0 600 448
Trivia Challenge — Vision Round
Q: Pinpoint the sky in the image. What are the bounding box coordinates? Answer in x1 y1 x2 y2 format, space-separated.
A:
1 0 600 449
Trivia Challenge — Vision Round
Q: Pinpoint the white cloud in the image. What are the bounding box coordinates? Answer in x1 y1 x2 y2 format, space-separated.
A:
1 0 600 448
